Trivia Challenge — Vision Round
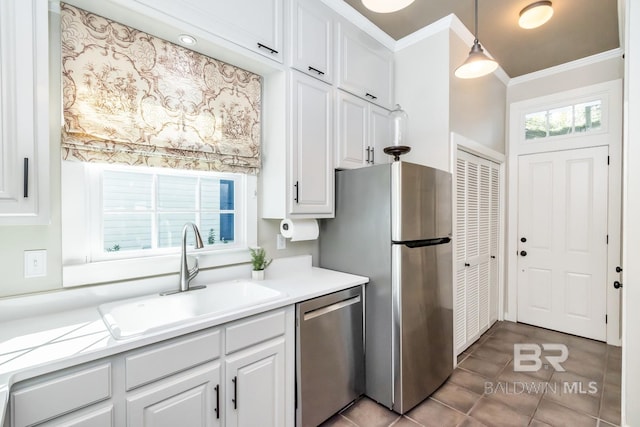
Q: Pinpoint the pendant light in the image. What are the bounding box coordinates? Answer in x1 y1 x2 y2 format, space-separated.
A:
362 0 414 14
519 1 554 29
454 0 498 79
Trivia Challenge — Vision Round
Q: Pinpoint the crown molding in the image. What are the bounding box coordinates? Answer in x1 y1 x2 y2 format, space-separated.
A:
395 13 510 85
394 14 454 50
509 48 624 86
320 0 397 50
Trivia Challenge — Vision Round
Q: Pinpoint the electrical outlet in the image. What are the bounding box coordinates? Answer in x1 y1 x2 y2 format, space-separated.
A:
24 250 47 278
276 233 286 250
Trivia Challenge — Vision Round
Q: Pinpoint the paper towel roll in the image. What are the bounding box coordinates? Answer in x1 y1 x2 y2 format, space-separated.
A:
280 218 319 241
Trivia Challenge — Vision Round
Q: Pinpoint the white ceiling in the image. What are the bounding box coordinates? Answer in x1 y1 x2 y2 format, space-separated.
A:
343 0 621 77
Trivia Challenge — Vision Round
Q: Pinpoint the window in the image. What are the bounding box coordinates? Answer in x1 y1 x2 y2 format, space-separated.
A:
98 166 239 259
524 99 602 141
61 162 257 287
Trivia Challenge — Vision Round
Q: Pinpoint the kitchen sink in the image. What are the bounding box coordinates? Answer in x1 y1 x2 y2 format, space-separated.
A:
98 280 286 340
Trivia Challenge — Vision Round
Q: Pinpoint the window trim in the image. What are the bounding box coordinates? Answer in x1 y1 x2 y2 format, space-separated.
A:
61 162 257 288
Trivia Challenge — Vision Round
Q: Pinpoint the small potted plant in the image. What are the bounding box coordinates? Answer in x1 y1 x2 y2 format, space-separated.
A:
249 247 272 280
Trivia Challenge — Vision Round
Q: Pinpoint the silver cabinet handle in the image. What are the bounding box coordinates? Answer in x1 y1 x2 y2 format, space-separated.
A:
303 295 361 321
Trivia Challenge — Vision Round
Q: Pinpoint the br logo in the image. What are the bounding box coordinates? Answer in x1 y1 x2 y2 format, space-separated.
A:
513 343 568 372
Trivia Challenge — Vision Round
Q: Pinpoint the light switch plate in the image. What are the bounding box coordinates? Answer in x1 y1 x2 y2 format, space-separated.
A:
276 233 286 250
24 250 47 278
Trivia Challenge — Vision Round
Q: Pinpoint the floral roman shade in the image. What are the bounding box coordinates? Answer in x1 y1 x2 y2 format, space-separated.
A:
60 3 262 174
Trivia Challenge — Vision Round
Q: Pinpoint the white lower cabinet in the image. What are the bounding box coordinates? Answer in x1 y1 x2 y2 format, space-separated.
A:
225 339 286 427
9 362 112 427
126 363 221 427
38 404 114 427
7 308 293 427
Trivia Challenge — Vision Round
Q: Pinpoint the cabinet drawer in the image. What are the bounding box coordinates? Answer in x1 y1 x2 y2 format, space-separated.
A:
225 309 286 354
40 404 113 427
11 363 111 427
125 329 221 390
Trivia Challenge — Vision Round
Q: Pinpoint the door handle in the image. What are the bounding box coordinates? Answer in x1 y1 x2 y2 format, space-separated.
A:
614 281 623 289
520 251 527 256
232 376 238 409
214 384 220 419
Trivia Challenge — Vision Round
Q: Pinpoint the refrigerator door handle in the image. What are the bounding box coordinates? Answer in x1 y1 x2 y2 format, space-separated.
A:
394 237 451 248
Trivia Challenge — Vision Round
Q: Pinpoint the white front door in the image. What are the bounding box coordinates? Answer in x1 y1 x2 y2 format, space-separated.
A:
517 146 608 341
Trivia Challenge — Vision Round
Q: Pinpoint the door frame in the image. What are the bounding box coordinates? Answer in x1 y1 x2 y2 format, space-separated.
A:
506 79 623 345
450 132 507 362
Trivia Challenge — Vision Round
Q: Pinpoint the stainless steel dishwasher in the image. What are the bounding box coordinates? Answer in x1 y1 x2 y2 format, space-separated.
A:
296 285 364 427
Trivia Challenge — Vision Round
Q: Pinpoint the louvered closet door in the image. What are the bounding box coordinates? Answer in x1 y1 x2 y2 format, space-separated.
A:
455 150 500 355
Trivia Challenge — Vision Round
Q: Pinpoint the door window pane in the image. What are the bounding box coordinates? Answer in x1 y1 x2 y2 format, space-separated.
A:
525 111 547 140
548 106 573 137
574 100 602 133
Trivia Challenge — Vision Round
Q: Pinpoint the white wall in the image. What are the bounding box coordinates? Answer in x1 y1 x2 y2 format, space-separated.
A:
449 31 506 155
622 1 640 424
394 29 451 171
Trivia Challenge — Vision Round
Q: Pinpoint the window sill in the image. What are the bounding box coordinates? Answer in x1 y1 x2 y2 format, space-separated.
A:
63 249 252 288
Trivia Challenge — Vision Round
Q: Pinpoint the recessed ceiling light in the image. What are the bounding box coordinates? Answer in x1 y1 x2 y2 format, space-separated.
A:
519 1 554 29
178 34 197 45
361 0 414 13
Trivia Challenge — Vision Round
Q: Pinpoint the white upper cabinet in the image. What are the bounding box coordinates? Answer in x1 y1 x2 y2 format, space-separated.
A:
130 0 284 62
0 0 50 224
290 71 334 216
337 21 394 109
336 91 391 169
290 0 334 84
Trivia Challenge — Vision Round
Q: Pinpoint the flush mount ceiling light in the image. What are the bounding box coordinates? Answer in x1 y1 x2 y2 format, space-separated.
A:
454 0 498 79
361 0 414 13
178 34 197 45
519 1 554 29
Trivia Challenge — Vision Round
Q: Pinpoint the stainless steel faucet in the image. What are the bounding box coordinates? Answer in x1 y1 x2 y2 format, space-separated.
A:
162 222 205 295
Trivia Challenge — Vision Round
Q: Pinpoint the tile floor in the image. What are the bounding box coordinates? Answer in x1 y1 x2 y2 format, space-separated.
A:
322 321 621 427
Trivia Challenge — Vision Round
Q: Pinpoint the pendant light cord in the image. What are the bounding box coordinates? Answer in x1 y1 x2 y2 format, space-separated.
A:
474 0 479 42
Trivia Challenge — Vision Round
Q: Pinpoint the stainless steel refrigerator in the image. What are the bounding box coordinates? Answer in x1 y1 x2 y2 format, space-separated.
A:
319 161 453 414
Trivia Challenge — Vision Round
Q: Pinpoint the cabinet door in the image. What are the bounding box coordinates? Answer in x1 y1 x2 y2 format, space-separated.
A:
290 0 333 83
337 22 393 109
290 71 334 216
335 91 368 169
369 104 392 165
225 338 286 427
131 0 283 62
0 0 49 224
127 363 221 427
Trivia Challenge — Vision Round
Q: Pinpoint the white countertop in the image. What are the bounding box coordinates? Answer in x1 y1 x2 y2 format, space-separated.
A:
0 255 367 425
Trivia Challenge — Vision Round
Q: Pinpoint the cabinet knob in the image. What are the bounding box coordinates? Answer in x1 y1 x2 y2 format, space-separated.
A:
614 281 623 289
520 250 527 257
